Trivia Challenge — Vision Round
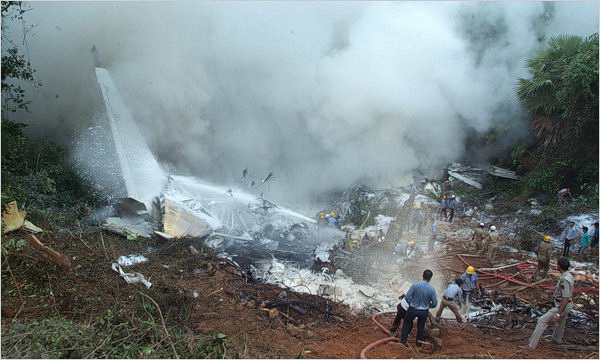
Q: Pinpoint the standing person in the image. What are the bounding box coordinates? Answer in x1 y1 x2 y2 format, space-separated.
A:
447 195 457 222
531 236 553 281
563 221 580 257
390 293 409 337
486 225 500 264
460 266 478 309
435 278 464 323
578 226 590 256
400 270 438 346
591 222 599 252
440 196 448 219
429 218 437 251
520 257 574 350
472 223 485 253
415 210 425 233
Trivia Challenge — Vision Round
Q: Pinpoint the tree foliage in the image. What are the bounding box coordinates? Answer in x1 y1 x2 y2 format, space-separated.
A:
1 120 104 228
1 1 39 113
517 33 598 154
511 33 599 197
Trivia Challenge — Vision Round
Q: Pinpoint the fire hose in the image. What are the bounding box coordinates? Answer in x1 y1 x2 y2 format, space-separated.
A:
456 255 597 294
360 311 399 359
361 254 596 358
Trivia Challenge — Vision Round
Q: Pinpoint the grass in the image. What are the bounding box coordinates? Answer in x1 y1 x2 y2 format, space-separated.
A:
1 300 229 359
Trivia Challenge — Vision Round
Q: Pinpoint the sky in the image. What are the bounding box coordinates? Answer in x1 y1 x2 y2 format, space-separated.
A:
2 1 598 204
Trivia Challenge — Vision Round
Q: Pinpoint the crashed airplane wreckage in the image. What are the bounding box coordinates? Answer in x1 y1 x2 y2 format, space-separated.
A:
94 66 325 266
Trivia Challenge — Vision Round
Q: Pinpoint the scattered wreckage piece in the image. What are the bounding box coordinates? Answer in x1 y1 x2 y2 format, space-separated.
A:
447 171 483 189
111 263 152 288
162 198 212 238
103 216 154 240
25 233 71 269
1 201 43 234
488 165 520 180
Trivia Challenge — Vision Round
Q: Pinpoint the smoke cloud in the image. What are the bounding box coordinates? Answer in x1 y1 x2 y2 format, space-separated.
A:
4 1 598 205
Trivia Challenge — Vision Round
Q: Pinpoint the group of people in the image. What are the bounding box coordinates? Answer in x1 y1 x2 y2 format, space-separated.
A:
390 266 480 346
439 194 457 222
470 222 501 263
393 258 575 352
317 211 342 228
561 220 598 257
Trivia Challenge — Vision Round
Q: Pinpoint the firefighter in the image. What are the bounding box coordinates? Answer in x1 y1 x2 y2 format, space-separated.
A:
472 223 486 253
531 235 553 281
486 225 500 263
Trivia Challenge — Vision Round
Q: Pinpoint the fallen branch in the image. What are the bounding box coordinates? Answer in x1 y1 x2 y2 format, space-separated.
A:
25 233 71 268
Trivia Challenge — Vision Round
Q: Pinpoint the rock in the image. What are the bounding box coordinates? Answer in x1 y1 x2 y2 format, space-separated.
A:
485 204 494 211
277 291 287 299
246 300 256 308
306 330 314 337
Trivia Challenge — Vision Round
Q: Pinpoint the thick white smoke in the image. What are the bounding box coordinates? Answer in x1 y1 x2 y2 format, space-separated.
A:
4 1 598 205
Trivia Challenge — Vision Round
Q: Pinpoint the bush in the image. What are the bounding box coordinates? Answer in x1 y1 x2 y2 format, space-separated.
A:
1 120 104 229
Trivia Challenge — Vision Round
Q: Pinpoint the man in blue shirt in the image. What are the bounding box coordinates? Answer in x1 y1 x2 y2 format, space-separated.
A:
435 278 464 323
429 219 437 251
461 266 479 308
400 269 438 345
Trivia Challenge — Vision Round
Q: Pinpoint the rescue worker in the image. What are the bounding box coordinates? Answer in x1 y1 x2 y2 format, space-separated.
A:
557 188 573 204
472 223 485 253
328 212 337 226
562 221 580 257
407 239 416 256
317 212 327 228
447 194 457 222
415 209 425 233
520 257 574 350
429 218 437 251
531 235 553 281
435 277 464 323
395 242 407 257
591 222 599 253
486 225 500 263
440 196 448 218
390 293 409 337
400 269 438 346
460 266 478 309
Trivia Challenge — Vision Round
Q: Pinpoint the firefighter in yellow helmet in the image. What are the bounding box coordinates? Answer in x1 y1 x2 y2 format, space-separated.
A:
532 235 553 281
460 266 479 309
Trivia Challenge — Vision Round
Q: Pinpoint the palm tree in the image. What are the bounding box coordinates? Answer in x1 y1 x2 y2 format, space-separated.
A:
516 34 590 152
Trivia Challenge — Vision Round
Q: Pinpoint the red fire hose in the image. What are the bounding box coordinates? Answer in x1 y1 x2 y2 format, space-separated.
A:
456 255 597 294
360 311 399 359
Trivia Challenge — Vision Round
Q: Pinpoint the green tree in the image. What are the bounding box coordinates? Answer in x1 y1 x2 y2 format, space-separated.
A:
514 33 598 195
517 33 598 154
1 1 39 113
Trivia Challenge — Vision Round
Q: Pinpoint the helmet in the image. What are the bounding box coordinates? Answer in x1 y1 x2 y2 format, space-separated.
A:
544 235 551 242
407 240 415 245
490 225 496 231
466 266 476 274
330 212 336 217
479 222 485 227
412 203 417 208
319 212 324 216
451 194 456 199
